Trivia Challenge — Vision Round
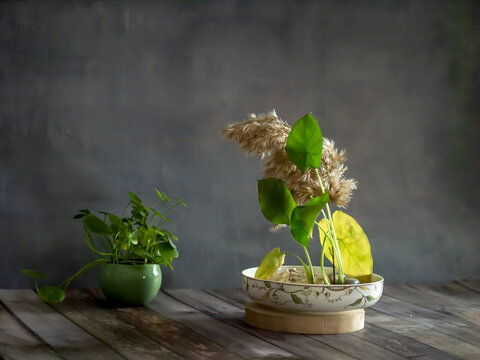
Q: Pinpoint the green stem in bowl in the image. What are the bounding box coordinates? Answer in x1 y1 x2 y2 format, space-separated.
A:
315 168 345 284
303 246 315 284
317 224 331 285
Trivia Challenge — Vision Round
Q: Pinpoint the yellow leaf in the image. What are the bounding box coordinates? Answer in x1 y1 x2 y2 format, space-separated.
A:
255 247 285 280
319 211 373 277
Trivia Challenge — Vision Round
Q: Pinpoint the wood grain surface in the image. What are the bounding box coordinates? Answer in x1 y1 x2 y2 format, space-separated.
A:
0 279 479 359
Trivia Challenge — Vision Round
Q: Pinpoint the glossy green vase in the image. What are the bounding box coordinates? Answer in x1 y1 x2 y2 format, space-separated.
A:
100 263 162 306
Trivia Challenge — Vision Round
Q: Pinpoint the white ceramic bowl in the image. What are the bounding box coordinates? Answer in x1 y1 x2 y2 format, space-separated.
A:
242 266 384 313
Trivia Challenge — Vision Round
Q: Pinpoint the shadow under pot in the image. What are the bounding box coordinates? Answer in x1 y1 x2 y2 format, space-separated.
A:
100 263 162 306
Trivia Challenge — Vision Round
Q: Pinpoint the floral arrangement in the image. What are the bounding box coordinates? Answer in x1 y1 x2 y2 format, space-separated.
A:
222 110 373 285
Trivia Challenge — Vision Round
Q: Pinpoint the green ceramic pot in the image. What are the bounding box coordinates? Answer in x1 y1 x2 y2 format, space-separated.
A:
100 263 162 306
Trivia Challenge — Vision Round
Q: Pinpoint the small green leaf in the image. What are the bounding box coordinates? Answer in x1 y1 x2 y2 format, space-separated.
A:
37 286 65 304
127 232 138 245
366 295 376 302
132 247 157 263
291 294 303 304
285 114 323 172
83 214 111 235
155 189 171 203
21 269 49 279
128 192 142 205
264 281 271 288
346 298 363 307
151 209 171 223
255 247 285 280
290 192 330 248
174 197 188 208
258 178 297 225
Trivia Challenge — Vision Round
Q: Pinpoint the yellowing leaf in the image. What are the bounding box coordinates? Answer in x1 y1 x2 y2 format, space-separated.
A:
255 247 285 280
319 211 373 277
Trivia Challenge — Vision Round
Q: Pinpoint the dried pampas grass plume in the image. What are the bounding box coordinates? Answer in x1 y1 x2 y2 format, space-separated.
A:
221 110 357 207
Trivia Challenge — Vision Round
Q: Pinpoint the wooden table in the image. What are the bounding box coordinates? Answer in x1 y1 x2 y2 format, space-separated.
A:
0 279 479 359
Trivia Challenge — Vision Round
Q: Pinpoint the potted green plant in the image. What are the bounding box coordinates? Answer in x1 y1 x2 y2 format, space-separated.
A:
222 110 383 334
22 190 187 305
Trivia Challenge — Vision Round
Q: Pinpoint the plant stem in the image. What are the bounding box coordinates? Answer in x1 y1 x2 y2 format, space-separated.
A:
59 259 109 290
303 246 315 284
85 232 113 257
318 228 330 285
315 168 345 284
330 248 336 283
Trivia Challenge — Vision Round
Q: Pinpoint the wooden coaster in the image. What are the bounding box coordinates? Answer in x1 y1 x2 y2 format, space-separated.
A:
245 302 364 334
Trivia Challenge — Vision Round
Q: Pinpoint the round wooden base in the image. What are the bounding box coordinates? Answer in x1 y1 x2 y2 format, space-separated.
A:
245 302 364 334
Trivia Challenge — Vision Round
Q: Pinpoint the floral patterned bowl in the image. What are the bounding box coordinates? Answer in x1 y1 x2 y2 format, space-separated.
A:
242 266 383 313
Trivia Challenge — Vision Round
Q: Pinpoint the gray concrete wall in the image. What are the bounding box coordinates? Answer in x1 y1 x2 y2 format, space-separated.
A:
1 0 479 288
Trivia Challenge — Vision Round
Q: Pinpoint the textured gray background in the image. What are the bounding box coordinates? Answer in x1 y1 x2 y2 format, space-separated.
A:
1 1 479 289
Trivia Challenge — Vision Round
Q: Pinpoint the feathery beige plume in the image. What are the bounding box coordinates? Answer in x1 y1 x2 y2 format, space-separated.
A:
221 110 357 207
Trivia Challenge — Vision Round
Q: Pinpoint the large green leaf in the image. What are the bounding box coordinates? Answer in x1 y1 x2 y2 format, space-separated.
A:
255 247 285 280
318 211 373 277
285 114 323 172
83 214 111 235
258 178 297 225
290 192 330 248
37 285 65 304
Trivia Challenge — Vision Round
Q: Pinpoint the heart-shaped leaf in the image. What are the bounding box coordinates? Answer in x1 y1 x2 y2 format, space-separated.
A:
258 178 297 225
83 214 111 235
37 285 65 304
290 192 330 248
318 210 373 277
285 114 323 172
255 247 285 280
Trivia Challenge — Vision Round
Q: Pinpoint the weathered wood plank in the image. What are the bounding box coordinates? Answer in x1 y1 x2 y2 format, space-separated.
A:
168 289 356 360
205 290 409 360
308 333 407 360
149 291 295 359
385 284 480 326
209 289 469 360
366 309 479 360
353 323 458 360
86 289 243 360
0 303 61 360
378 290 480 344
51 290 183 360
206 288 247 308
414 283 480 323
457 278 480 293
424 281 480 304
0 289 123 360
